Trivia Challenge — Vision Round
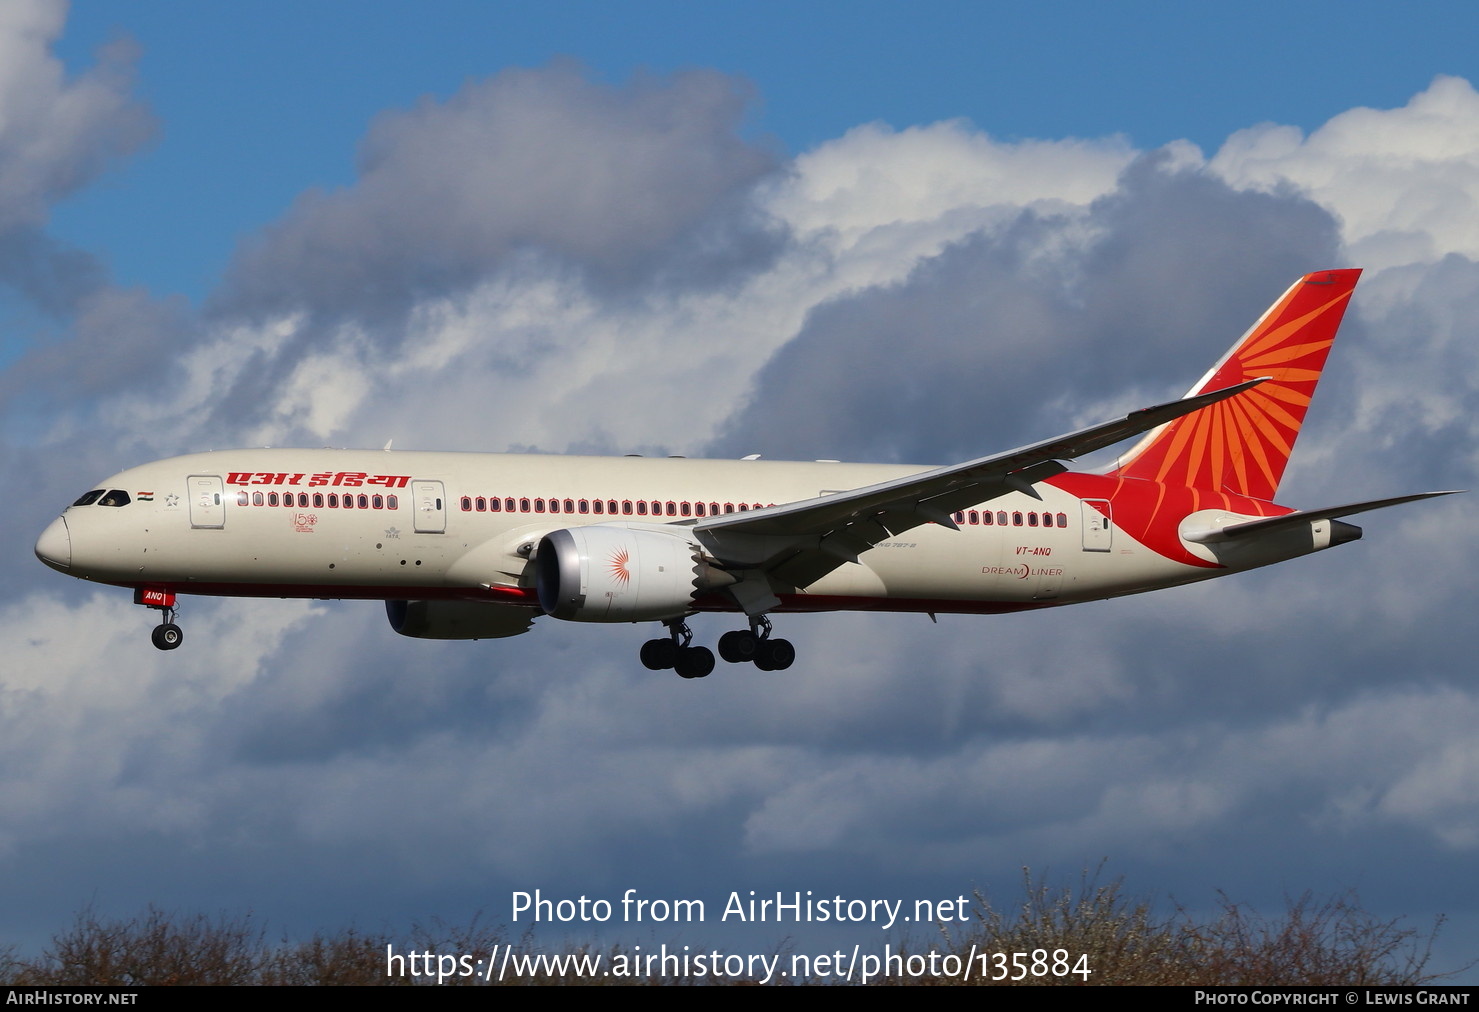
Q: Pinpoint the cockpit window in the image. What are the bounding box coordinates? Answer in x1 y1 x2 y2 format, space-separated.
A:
98 490 131 507
71 490 105 507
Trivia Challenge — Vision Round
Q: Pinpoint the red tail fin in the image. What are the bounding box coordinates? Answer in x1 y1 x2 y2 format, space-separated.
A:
1109 269 1361 501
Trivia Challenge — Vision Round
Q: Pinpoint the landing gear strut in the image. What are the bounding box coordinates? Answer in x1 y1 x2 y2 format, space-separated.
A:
639 618 714 679
136 588 183 651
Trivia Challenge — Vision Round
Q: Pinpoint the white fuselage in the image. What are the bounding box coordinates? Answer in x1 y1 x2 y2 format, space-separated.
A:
38 448 1228 616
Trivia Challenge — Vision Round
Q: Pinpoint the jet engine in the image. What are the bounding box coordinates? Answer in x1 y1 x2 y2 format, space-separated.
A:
386 600 538 639
536 523 735 622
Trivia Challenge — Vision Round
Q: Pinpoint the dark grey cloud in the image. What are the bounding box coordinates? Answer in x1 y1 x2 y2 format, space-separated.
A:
200 62 786 440
710 155 1341 465
0 11 173 420
214 61 783 326
0 29 154 232
0 23 154 313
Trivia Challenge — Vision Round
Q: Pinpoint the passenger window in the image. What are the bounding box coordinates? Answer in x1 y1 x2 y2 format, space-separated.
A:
387 495 399 509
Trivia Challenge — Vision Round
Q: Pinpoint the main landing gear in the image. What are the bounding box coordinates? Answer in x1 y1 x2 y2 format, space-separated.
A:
642 615 794 678
135 588 183 651
640 619 715 679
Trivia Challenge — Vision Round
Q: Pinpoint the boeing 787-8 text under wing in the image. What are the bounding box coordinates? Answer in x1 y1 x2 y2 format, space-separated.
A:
34 269 1459 677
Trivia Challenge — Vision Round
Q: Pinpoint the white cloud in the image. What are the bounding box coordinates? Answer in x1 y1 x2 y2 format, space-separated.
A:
1212 76 1479 270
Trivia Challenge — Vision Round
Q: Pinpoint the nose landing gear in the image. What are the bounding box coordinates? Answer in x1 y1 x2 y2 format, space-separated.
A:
135 588 183 651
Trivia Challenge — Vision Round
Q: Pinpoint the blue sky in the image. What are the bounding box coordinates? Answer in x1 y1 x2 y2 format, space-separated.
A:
6 0 1479 983
48 1 1479 302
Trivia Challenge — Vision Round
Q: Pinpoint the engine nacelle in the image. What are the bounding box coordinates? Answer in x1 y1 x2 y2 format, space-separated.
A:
536 523 734 622
386 600 538 640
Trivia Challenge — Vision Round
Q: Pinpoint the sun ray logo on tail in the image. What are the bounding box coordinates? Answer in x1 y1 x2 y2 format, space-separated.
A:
1111 269 1360 501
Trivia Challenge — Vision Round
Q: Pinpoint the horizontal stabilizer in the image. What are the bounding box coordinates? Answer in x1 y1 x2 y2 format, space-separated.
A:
1182 490 1464 544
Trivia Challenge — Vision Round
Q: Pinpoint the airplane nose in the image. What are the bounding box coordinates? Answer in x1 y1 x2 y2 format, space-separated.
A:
35 516 71 571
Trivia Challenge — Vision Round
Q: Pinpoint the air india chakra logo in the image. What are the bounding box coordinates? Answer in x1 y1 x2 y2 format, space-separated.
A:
608 547 632 586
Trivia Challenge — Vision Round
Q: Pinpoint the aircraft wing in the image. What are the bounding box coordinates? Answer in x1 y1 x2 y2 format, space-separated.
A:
691 379 1266 591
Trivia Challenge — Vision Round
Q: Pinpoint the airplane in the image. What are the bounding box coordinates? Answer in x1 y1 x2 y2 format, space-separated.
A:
34 269 1459 678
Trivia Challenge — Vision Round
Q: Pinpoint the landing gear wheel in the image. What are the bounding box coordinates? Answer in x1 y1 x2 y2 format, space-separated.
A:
755 637 794 671
675 646 715 679
717 630 759 663
640 638 678 670
151 623 183 651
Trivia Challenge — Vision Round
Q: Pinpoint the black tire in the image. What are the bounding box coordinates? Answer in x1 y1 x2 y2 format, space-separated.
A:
675 646 714 679
717 630 758 663
640 638 677 670
757 637 794 670
152 623 183 651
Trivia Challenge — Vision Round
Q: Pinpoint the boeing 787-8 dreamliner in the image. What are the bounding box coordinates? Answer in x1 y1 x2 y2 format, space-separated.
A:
35 269 1457 677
